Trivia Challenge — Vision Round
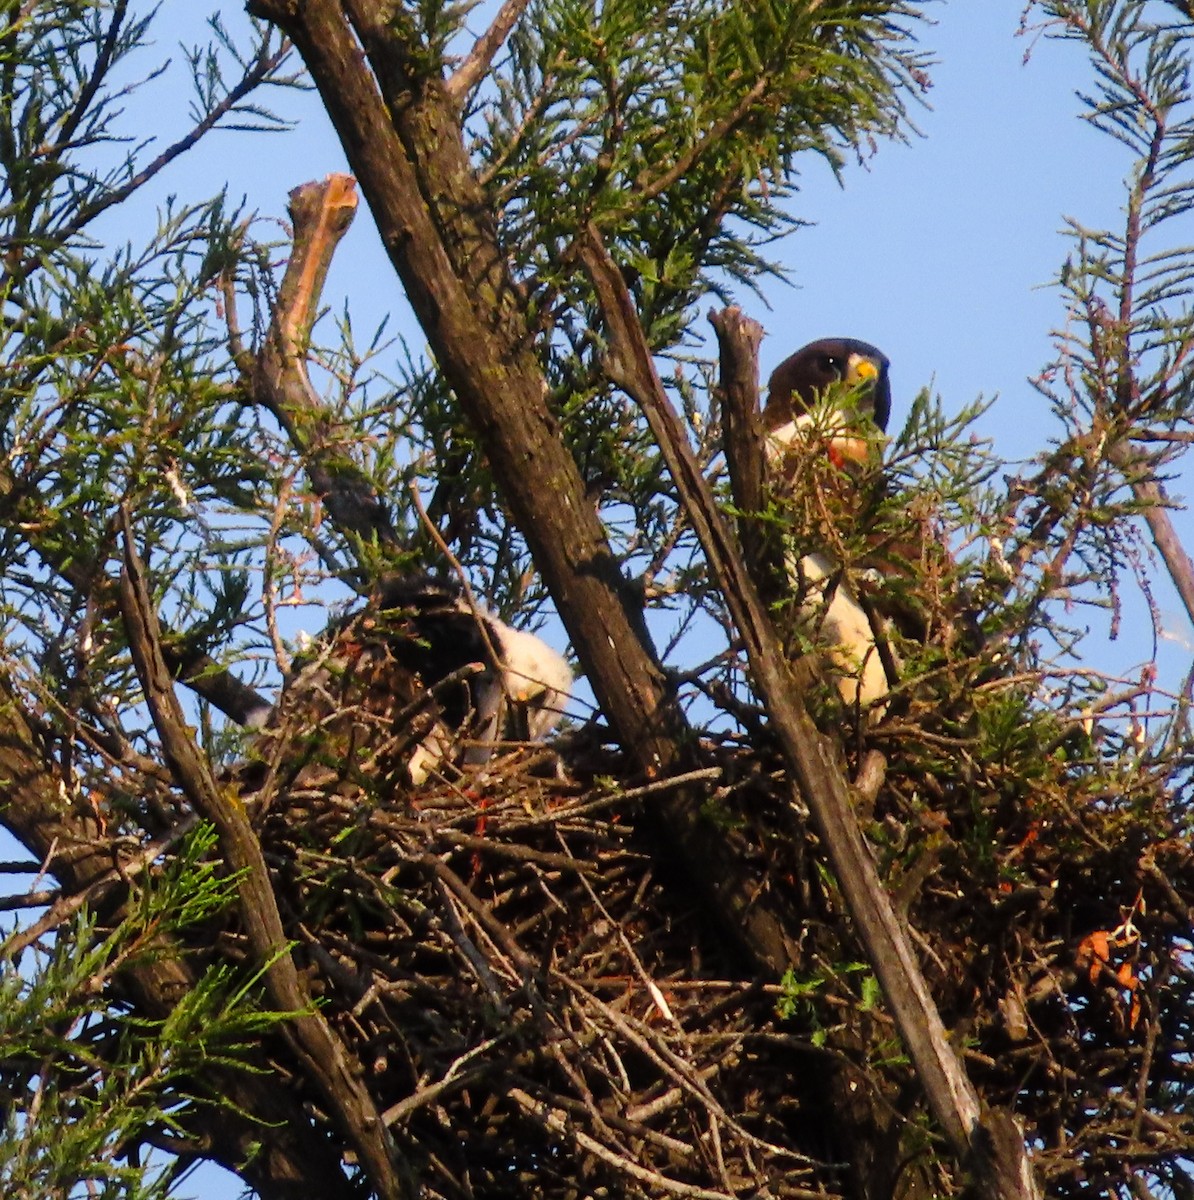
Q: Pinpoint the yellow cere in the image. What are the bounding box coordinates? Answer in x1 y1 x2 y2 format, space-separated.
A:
847 355 878 384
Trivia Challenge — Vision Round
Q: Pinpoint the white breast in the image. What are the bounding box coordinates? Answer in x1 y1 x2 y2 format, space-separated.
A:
487 620 573 740
415 620 572 778
791 552 890 710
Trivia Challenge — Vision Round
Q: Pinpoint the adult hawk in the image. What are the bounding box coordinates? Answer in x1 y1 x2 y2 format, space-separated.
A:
763 337 894 712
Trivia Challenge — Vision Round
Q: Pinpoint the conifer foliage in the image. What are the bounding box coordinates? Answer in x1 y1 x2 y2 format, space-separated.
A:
0 3 1193 1199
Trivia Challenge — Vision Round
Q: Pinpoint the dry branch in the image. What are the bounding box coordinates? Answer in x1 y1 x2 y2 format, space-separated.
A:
252 174 401 550
711 306 787 604
1109 440 1194 628
116 510 413 1200
577 225 1040 1200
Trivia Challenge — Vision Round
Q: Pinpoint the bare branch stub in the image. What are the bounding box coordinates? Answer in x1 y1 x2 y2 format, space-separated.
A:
251 173 402 550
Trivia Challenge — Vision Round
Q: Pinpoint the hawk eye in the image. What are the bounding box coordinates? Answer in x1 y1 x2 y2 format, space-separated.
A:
821 355 842 375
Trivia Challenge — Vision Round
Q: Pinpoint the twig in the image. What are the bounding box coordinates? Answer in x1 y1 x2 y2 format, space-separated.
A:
563 832 679 1025
262 472 298 677
219 249 255 377
562 973 819 1169
58 37 294 245
382 1062 492 1127
1111 445 1194 630
0 817 198 960
617 77 772 210
497 765 723 833
420 826 599 873
408 480 510 702
507 1087 739 1200
421 853 536 977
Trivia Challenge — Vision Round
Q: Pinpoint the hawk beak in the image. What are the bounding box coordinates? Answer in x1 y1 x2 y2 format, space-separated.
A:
829 355 885 464
846 355 879 387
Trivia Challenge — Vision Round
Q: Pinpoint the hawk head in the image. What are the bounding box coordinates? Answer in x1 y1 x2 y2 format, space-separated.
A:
764 338 891 467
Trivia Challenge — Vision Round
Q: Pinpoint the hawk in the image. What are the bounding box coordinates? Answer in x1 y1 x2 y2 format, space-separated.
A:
367 575 572 775
762 337 894 712
244 575 572 792
765 337 891 468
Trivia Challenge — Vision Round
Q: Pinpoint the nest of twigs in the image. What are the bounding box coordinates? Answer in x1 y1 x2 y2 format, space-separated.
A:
242 730 849 1200
206 613 1194 1200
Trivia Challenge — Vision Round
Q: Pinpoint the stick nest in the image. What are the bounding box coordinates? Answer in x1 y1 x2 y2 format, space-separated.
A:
207 639 1194 1199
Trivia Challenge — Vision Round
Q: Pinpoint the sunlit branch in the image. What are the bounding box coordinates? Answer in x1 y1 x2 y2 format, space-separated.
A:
445 0 532 106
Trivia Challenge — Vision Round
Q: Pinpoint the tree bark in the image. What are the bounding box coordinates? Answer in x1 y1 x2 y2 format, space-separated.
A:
247 0 686 781
579 234 1039 1200
117 517 413 1200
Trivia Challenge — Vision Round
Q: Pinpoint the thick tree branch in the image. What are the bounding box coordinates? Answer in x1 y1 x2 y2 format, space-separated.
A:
246 0 687 779
117 512 413 1200
578 225 1040 1200
710 307 788 605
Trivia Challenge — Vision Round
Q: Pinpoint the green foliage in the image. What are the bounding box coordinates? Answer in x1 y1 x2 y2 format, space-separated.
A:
1 0 1194 1196
480 0 925 321
1018 1 1194 655
0 825 283 1200
0 4 317 727
775 961 878 1042
425 0 932 610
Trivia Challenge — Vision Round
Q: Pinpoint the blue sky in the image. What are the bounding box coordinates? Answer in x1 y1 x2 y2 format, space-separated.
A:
144 4 1126 458
782 7 1129 458
139 5 1151 479
21 3 1194 1195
